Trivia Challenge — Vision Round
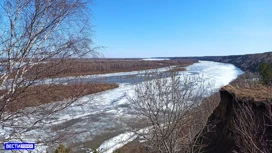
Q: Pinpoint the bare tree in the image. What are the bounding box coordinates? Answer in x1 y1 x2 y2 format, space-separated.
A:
232 98 272 153
0 0 96 150
130 70 213 153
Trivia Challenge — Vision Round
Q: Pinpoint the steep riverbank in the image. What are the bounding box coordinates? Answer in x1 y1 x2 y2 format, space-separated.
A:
197 84 272 153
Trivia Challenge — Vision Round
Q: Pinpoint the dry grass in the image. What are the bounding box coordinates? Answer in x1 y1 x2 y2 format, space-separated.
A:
222 85 272 102
2 83 119 112
224 72 272 102
24 59 197 79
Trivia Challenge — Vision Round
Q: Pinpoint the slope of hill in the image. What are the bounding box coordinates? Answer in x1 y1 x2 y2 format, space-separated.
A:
172 51 272 72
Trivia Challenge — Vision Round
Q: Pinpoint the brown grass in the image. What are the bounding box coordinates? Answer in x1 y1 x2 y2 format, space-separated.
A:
222 85 272 102
2 83 119 112
24 59 197 79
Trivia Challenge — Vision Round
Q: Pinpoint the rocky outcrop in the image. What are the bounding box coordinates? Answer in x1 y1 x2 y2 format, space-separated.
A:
197 85 272 153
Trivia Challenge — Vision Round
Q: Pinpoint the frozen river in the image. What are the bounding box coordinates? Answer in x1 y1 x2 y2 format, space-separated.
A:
0 61 243 153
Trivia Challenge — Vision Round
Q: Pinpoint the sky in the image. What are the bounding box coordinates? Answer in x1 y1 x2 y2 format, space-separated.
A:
91 0 272 58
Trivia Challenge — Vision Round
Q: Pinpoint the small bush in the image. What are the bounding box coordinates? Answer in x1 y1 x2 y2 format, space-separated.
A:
55 144 71 153
259 62 272 85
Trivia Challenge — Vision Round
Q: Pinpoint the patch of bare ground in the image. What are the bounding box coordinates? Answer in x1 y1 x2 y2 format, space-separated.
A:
1 83 119 112
113 140 150 153
166 66 186 73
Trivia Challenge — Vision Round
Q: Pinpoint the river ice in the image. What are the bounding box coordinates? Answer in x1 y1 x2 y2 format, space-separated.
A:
0 61 243 153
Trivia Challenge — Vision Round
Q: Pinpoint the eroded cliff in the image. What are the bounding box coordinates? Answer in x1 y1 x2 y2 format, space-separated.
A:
197 85 272 153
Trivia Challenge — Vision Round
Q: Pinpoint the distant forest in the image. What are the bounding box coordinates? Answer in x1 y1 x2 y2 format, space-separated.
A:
171 51 272 72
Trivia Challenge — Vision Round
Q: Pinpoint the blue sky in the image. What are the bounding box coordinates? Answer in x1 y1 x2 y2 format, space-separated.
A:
91 0 272 58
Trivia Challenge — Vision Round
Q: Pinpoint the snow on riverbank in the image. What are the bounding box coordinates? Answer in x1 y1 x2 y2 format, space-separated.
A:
97 132 137 153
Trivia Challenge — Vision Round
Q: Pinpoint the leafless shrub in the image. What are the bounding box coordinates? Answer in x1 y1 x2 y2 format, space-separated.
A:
130 70 215 153
232 97 272 153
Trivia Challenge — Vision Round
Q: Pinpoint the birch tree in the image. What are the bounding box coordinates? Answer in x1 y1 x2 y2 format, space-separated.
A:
0 0 95 147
